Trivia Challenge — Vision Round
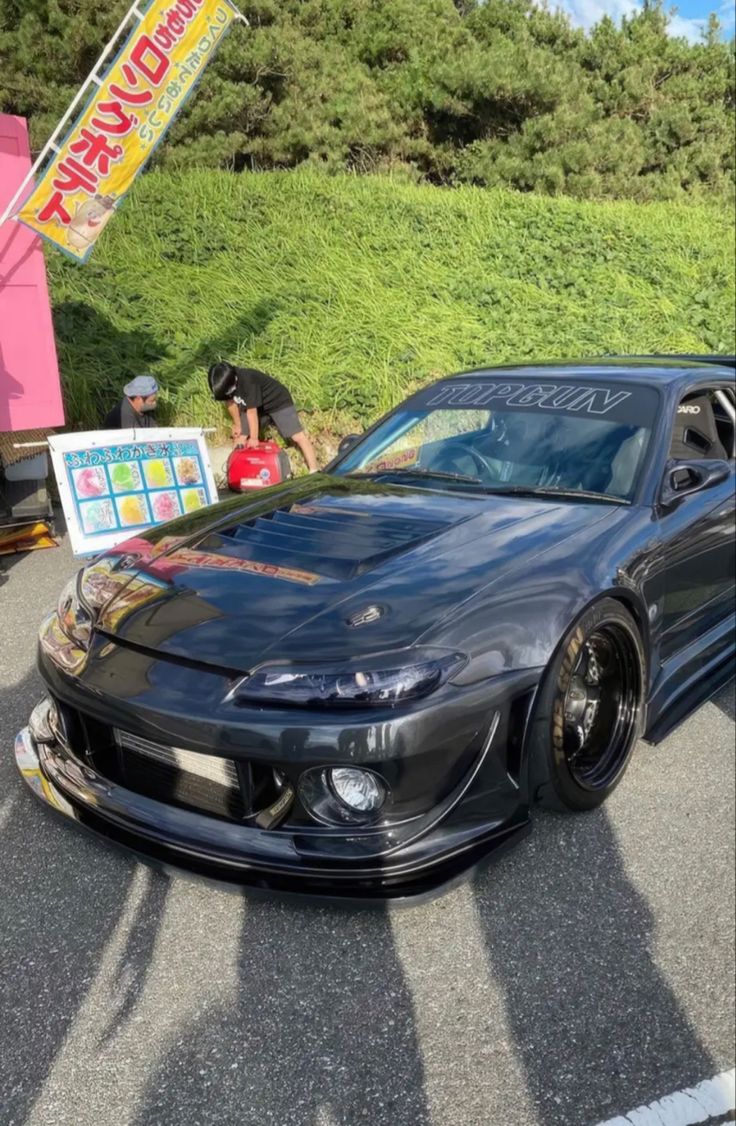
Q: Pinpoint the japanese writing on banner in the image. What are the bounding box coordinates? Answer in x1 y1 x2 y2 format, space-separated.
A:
16 0 239 263
48 428 219 556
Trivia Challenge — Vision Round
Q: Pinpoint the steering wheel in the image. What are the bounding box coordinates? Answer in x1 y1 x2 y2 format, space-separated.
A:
424 440 501 481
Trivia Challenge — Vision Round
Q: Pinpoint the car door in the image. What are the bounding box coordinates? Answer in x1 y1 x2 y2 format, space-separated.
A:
655 383 735 662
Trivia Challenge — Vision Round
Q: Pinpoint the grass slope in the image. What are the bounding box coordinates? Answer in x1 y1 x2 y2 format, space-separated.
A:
48 170 736 449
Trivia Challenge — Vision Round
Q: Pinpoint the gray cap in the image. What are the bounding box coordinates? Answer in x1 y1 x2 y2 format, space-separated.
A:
124 375 158 397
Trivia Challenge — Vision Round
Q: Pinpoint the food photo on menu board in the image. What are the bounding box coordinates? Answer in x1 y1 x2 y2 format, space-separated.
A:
47 429 219 557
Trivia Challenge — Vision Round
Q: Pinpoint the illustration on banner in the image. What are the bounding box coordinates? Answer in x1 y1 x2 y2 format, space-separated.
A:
48 429 218 556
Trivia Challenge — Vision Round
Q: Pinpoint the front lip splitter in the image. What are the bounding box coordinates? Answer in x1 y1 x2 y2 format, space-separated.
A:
14 723 530 904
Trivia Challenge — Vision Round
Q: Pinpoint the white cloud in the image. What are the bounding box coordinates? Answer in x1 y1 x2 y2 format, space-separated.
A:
551 0 735 41
667 11 709 40
555 0 637 29
717 0 736 32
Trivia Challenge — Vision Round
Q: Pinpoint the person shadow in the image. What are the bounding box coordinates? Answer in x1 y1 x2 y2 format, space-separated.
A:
118 297 283 433
131 895 431 1126
192 299 281 373
50 297 284 431
0 667 170 1124
51 300 170 426
0 338 27 430
471 802 720 1126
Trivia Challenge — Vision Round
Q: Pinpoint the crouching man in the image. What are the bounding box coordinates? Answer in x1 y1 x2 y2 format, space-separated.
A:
208 362 318 472
104 375 159 429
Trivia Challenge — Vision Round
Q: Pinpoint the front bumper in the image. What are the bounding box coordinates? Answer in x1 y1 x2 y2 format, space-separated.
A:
15 639 540 901
15 725 530 902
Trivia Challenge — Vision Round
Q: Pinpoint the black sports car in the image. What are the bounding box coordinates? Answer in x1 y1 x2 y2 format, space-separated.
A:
16 357 736 900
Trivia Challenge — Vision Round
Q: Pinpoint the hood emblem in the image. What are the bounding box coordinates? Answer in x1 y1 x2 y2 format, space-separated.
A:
347 605 385 627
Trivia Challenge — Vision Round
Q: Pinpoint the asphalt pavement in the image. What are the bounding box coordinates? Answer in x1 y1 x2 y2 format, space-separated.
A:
1 535 734 1126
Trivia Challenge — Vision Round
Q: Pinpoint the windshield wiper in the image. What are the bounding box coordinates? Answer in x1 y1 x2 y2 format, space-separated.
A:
348 468 484 486
480 485 629 505
345 471 627 503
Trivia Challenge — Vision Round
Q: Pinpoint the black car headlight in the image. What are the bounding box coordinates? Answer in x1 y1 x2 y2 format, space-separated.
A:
230 648 466 708
56 572 93 649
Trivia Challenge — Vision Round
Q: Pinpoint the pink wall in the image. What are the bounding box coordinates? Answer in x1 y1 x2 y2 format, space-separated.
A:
0 114 65 432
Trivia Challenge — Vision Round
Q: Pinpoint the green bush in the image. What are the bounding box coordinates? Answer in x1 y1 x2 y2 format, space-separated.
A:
47 170 736 439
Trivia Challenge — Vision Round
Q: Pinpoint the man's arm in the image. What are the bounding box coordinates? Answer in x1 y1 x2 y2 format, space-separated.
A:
245 407 260 446
226 400 241 440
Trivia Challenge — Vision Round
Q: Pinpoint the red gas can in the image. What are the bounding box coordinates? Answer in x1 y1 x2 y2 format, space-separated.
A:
226 442 291 491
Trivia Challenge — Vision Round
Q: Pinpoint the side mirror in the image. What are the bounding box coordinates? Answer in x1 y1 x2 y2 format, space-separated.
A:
660 458 731 509
337 434 362 456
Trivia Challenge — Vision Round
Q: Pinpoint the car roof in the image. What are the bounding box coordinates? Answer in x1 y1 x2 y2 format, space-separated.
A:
452 356 736 387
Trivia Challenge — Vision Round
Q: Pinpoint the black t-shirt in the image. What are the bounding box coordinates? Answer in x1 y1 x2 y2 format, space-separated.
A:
103 398 157 429
231 368 293 415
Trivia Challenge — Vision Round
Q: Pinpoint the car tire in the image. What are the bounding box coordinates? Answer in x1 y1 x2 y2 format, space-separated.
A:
527 598 645 812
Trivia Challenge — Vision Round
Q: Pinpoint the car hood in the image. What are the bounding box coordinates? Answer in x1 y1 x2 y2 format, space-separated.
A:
92 475 614 672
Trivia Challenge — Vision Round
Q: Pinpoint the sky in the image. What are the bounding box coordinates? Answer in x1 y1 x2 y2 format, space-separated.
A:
554 0 736 41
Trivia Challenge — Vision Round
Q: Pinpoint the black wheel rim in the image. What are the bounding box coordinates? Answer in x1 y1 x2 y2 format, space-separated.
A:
559 623 641 791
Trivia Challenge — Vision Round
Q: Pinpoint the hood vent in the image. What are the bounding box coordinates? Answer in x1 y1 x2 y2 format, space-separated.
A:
195 501 448 581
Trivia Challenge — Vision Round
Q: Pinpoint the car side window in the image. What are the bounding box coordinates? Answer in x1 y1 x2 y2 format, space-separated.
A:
669 389 734 461
713 389 736 459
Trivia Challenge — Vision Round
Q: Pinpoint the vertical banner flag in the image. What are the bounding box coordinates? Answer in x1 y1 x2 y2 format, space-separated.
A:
15 0 240 263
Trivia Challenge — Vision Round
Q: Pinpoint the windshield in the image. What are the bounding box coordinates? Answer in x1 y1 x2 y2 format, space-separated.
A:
335 377 659 501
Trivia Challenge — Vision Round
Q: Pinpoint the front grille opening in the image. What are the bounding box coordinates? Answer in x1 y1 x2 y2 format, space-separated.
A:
108 729 292 825
122 748 245 821
79 713 113 758
237 761 285 818
65 713 292 826
113 730 245 821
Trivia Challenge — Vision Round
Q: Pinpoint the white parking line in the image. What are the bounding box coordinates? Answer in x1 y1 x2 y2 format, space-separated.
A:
595 1067 736 1126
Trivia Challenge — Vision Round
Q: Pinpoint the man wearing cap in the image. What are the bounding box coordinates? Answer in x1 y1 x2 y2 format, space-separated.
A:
104 376 159 429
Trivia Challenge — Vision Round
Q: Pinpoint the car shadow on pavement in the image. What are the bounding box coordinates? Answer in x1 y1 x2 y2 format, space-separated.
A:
712 679 735 721
0 667 170 1125
472 806 718 1126
130 897 431 1126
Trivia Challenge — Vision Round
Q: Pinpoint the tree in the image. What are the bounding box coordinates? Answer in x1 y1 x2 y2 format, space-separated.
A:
0 0 733 200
